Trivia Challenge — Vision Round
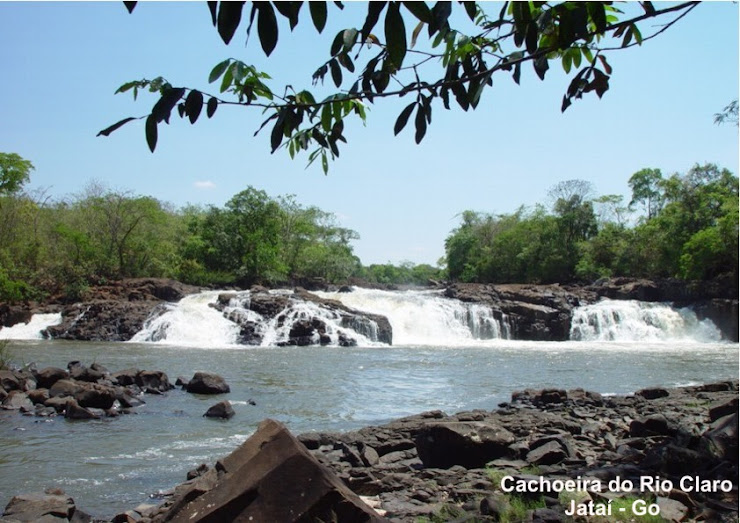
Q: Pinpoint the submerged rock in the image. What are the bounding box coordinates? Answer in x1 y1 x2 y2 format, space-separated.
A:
204 400 235 419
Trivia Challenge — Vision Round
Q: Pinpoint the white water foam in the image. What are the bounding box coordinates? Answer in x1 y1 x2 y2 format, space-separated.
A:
570 299 723 342
130 291 240 346
0 313 62 340
315 288 511 346
131 290 380 347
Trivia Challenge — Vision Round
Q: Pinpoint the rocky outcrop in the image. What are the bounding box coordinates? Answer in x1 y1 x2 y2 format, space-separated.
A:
0 360 173 420
445 283 589 341
210 286 393 346
185 372 230 395
143 419 386 522
43 278 200 342
445 278 739 341
294 381 738 522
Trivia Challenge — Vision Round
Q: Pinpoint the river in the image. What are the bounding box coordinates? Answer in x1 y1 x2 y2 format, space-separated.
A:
0 289 737 518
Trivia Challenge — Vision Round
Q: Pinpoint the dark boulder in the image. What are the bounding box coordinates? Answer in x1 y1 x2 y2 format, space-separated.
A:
186 372 230 395
64 399 100 420
34 367 69 389
415 421 515 468
2 490 76 521
49 379 79 398
152 419 384 522
204 401 235 419
111 368 140 386
74 384 116 410
1 390 34 412
137 370 174 393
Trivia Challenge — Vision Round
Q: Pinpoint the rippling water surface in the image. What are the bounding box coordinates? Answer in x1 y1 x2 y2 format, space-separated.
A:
0 338 736 517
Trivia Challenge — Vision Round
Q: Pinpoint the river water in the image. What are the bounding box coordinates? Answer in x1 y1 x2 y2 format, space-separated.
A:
0 289 737 518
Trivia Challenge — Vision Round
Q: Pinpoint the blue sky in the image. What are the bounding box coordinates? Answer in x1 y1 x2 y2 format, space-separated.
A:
1 2 737 265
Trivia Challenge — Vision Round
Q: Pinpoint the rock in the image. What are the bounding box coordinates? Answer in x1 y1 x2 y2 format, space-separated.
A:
64 399 100 420
44 396 71 413
48 379 79 398
701 413 738 462
112 368 140 386
204 401 235 419
34 367 69 389
637 387 670 400
709 397 738 422
2 491 75 521
1 390 34 411
526 440 567 466
0 370 21 392
137 370 173 393
480 493 510 518
28 388 50 405
69 365 104 383
186 372 230 395
415 421 515 468
74 384 116 410
154 419 384 522
657 496 689 522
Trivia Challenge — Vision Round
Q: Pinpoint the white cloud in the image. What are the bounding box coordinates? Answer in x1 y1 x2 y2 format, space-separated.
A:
193 180 216 190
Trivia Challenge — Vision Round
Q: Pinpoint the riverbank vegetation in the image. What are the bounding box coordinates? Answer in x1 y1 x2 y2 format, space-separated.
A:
445 163 738 285
0 152 736 303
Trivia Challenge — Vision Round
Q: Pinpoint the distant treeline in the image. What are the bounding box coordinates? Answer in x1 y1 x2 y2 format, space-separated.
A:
0 153 736 303
444 164 738 285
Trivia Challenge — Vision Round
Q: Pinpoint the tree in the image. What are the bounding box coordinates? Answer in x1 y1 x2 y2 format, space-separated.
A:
0 153 33 195
628 167 663 220
714 99 739 127
99 2 700 172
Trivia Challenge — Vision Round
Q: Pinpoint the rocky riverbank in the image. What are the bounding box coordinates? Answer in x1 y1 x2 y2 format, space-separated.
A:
4 380 736 522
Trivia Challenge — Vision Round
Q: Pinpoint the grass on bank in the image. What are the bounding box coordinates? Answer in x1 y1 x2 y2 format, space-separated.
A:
0 339 12 370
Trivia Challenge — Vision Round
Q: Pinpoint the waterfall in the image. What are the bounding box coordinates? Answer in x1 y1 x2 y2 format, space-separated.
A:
0 313 62 340
570 299 723 342
130 290 380 347
315 288 511 345
130 291 241 346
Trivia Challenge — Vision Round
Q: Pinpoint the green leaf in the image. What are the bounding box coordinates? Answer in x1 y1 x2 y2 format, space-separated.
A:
393 102 415 135
97 117 137 137
411 20 424 49
152 87 185 123
462 1 476 21
209 59 231 84
330 30 344 56
572 47 582 69
329 58 342 87
631 24 643 45
321 151 329 174
587 2 606 33
123 1 137 14
384 2 407 69
115 81 139 95
321 104 333 132
257 3 278 56
402 1 431 23
414 104 427 144
562 51 572 74
273 2 300 30
145 114 158 152
217 1 245 45
185 90 204 124
309 1 328 33
361 2 387 41
220 64 234 93
342 28 358 52
533 54 549 80
597 54 612 75
207 97 218 118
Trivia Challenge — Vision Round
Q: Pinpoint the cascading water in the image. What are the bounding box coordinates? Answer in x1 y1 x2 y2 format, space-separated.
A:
570 299 723 342
0 313 62 340
130 290 380 347
315 288 511 345
130 291 241 346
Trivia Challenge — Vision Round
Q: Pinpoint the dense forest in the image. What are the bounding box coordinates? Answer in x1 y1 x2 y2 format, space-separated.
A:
0 152 736 303
445 163 738 285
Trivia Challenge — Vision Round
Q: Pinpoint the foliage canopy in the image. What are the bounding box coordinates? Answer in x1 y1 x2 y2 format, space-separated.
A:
100 1 699 172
